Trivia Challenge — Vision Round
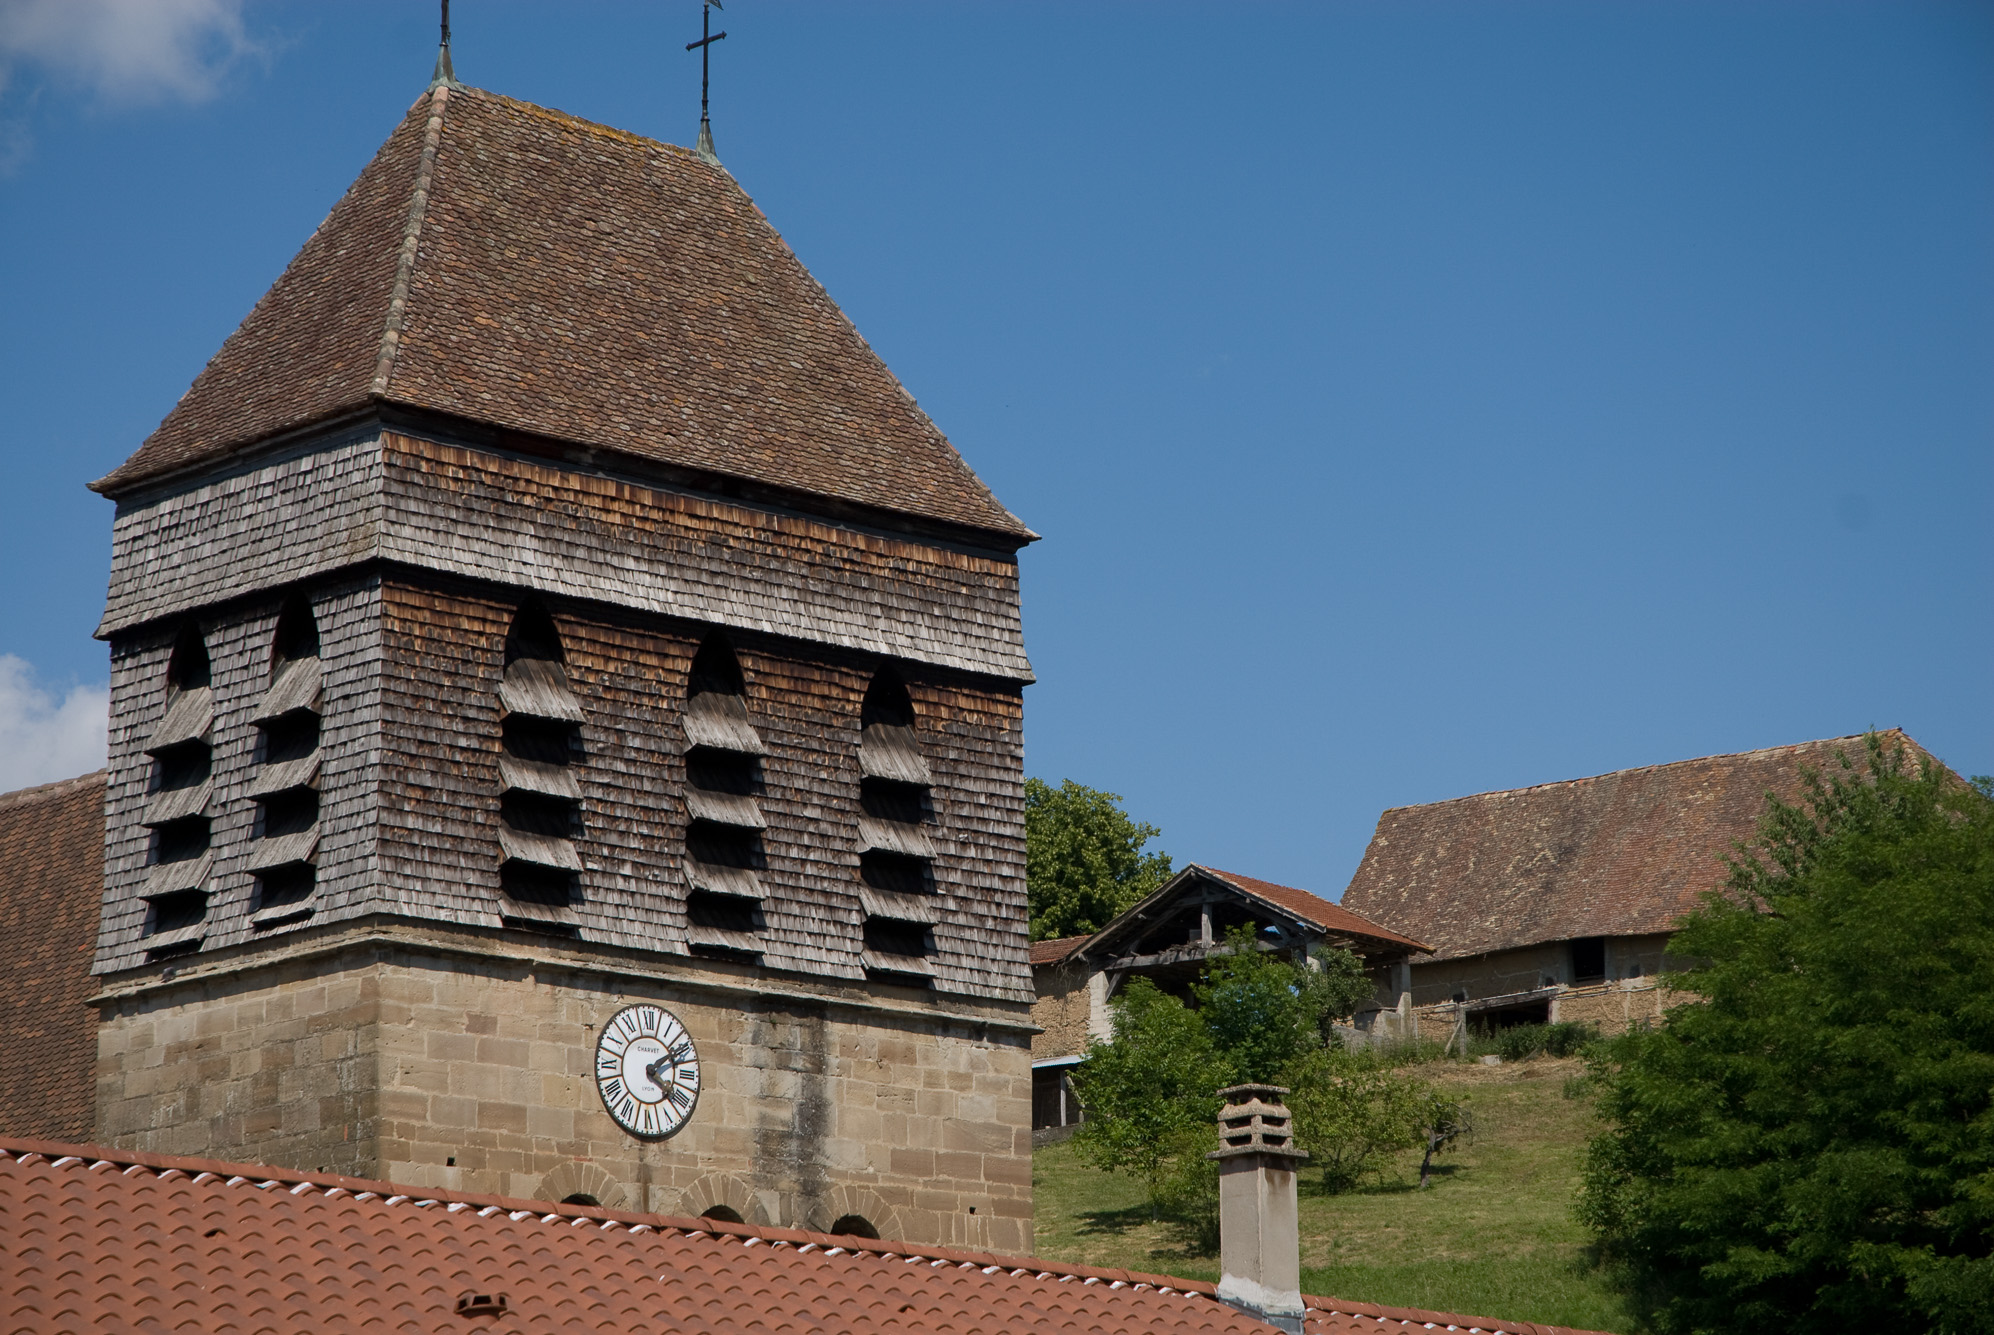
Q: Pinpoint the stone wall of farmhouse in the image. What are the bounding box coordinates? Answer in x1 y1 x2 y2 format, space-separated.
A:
1402 933 1681 1039
1030 963 1092 1061
93 937 1033 1253
1404 933 1675 1009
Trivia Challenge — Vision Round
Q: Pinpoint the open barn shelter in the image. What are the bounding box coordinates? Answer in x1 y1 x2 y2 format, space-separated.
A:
1028 865 1428 1131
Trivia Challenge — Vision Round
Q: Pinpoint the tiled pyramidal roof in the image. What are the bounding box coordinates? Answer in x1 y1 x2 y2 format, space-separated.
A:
94 84 1030 541
0 1137 1612 1335
1341 730 1930 962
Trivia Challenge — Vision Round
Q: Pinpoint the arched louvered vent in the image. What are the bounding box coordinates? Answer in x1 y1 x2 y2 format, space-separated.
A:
245 595 323 928
495 602 586 934
680 635 767 961
855 668 936 985
139 624 215 960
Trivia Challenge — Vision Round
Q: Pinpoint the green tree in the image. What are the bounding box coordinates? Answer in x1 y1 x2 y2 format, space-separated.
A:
1286 1046 1456 1193
1579 735 1994 1335
1195 928 1375 1081
1025 778 1173 941
1072 931 1386 1230
1070 976 1231 1207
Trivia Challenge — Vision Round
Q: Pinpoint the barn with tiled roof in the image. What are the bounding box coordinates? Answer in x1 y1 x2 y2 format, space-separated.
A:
1340 730 1938 1036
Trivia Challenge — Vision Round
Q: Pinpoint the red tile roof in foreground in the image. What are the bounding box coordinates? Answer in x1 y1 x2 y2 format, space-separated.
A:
1341 731 1931 963
1195 866 1432 955
0 1137 1611 1335
93 84 1031 543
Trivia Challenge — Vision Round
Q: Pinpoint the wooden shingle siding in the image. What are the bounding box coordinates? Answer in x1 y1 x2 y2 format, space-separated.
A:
95 580 385 974
99 432 387 639
333 582 1028 1001
375 435 1031 681
99 431 1031 684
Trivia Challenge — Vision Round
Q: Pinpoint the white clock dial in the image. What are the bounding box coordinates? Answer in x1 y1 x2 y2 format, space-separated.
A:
594 1003 700 1140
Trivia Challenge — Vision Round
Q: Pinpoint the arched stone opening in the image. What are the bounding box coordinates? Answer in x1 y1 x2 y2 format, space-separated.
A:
534 1162 629 1212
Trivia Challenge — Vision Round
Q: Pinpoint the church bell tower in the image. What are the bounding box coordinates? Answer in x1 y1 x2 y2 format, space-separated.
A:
86 68 1036 1251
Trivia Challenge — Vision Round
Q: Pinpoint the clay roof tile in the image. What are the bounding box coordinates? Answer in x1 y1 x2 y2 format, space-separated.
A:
1340 730 1939 961
0 1135 1618 1335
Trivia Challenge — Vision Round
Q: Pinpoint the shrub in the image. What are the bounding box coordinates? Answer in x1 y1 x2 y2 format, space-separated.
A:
1287 1047 1456 1193
1072 929 1429 1242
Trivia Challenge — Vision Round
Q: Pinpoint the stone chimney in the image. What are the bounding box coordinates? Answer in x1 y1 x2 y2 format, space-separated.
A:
1208 1084 1309 1332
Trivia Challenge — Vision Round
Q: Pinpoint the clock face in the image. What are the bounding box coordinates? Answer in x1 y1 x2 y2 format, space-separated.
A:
594 1004 700 1140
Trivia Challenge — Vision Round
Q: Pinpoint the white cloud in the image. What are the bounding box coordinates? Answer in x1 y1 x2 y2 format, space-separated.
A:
0 0 259 105
0 655 108 792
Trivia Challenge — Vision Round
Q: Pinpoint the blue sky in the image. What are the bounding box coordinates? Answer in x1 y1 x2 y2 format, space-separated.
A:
0 1 1987 896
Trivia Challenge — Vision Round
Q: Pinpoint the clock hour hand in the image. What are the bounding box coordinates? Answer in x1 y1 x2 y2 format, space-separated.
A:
645 1054 674 1090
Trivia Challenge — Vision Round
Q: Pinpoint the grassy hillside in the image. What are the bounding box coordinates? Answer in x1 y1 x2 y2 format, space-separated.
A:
1030 1055 1635 1333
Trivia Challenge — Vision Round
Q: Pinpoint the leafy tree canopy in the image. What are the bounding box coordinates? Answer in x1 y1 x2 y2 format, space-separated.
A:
1579 736 1994 1335
1074 929 1388 1222
1195 926 1375 1082
1025 777 1173 941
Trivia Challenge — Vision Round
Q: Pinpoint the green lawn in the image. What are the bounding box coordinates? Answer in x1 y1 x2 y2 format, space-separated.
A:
1031 1055 1637 1333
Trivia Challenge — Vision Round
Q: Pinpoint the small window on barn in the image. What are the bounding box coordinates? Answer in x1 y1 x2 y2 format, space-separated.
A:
1569 937 1607 985
680 633 768 962
855 666 938 986
829 1214 879 1240
140 622 216 958
494 600 586 932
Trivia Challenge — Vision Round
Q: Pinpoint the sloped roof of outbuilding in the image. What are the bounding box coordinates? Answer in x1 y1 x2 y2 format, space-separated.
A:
93 84 1031 543
1340 730 1934 963
1073 864 1430 966
1029 934 1090 966
0 1136 1613 1335
0 772 104 1145
1193 866 1430 954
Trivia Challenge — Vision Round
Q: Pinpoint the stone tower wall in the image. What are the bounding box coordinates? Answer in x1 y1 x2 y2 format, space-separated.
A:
94 938 1032 1252
89 427 1036 1249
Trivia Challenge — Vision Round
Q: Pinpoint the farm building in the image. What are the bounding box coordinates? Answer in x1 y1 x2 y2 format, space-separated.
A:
1340 730 1935 1039
1028 864 1429 1129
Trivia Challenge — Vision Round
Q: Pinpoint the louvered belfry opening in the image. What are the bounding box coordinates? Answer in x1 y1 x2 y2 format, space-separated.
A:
495 602 587 933
139 624 215 960
855 669 937 984
247 595 324 928
680 635 768 961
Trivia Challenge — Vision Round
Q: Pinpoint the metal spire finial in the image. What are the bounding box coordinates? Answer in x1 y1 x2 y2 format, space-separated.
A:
685 0 727 164
430 0 457 88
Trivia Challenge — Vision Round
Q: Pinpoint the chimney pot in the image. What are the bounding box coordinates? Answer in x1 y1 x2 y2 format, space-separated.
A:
1208 1084 1308 1333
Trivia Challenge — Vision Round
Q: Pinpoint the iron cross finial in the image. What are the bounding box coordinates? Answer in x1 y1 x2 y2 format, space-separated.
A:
686 0 727 164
